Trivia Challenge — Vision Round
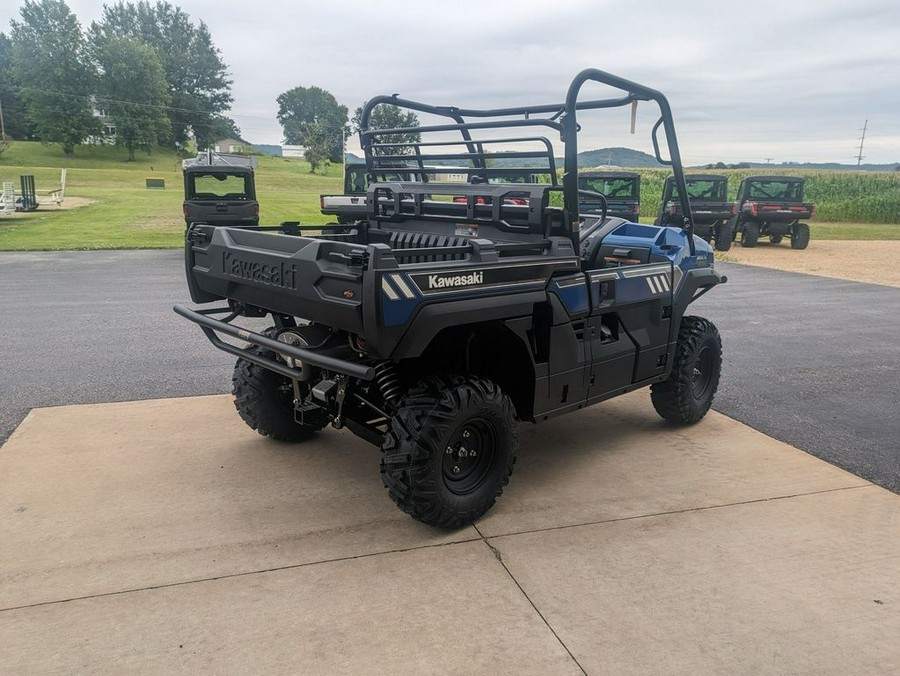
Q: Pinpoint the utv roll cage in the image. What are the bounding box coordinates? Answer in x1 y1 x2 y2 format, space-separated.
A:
358 68 696 255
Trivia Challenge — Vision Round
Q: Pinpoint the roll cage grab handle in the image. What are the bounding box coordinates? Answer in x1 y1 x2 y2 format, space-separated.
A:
359 68 696 256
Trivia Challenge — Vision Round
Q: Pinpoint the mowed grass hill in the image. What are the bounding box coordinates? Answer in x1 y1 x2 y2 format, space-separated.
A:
1 141 898 250
0 142 341 250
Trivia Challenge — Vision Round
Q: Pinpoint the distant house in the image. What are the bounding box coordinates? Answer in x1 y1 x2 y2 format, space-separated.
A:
282 145 308 159
87 103 117 145
253 144 283 157
213 138 252 154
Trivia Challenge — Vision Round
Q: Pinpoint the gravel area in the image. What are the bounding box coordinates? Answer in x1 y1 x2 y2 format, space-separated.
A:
719 239 900 288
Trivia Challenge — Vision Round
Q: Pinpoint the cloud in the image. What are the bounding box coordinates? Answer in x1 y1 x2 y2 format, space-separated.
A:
3 0 898 162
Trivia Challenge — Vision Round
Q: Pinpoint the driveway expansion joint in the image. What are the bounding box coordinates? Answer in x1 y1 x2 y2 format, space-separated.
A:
474 523 587 675
484 483 873 542
0 535 481 614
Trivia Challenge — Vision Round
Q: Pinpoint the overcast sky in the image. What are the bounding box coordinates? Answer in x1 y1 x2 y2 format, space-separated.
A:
3 0 899 164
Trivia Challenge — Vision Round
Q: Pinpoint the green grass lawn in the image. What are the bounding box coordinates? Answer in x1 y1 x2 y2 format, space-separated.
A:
0 142 341 250
808 222 900 240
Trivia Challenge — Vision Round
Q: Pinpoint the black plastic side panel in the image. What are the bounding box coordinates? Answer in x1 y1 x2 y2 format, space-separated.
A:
585 315 636 400
389 291 546 360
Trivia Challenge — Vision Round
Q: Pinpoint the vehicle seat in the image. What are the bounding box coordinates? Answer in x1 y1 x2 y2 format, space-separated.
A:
580 217 626 270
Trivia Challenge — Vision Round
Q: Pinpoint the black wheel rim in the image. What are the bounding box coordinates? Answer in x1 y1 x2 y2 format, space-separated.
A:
691 346 714 399
442 418 497 496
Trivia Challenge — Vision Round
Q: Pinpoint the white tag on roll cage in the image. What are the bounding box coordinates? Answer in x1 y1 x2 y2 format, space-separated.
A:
631 101 637 134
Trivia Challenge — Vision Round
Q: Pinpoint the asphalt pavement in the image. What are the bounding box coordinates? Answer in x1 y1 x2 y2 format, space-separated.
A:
1 250 898 491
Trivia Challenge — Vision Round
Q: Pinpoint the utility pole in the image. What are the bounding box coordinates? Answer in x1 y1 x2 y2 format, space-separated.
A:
0 95 6 140
764 157 774 164
856 119 868 167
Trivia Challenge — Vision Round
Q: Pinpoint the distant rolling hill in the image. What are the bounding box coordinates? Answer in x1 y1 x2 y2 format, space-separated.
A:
577 147 661 168
324 147 899 172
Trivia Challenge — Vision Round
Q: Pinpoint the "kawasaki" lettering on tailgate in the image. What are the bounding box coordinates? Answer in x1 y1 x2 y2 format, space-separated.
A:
427 271 484 290
223 252 297 289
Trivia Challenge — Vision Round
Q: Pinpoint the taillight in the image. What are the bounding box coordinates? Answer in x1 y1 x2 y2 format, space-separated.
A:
743 201 759 217
632 203 640 213
254 204 259 216
731 203 737 216
320 196 325 210
665 201 677 215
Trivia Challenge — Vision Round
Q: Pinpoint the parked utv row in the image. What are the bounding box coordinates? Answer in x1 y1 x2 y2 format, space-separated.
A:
320 162 815 253
655 174 814 250
577 171 815 251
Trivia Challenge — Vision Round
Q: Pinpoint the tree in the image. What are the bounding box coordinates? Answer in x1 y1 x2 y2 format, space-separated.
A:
205 114 242 144
0 33 32 140
91 1 234 148
301 119 334 173
276 85 348 169
9 0 100 155
92 36 170 160
351 101 420 156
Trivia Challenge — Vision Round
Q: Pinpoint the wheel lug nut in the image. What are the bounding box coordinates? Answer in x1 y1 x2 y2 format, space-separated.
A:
463 430 471 438
453 465 460 474
446 447 453 455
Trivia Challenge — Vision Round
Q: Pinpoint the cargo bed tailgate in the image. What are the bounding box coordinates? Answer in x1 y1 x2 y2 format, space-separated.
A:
185 224 366 333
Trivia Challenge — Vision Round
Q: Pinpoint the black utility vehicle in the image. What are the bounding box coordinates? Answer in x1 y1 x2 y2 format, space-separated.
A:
656 174 733 251
182 151 259 227
321 163 539 223
731 175 815 248
320 162 369 224
176 69 726 527
578 171 641 221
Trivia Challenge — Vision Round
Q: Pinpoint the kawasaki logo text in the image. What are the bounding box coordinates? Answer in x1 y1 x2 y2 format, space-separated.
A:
427 271 484 290
223 252 297 289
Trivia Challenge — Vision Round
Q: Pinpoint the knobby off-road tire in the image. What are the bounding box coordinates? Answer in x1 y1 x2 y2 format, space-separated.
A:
741 222 759 247
232 337 325 442
381 375 518 528
791 222 810 249
769 234 783 244
651 316 722 425
714 222 732 251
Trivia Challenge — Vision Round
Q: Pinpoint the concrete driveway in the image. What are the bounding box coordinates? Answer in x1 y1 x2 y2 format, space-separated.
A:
2 392 898 674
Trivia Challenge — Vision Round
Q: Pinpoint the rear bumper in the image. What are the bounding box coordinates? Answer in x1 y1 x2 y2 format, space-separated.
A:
173 304 376 381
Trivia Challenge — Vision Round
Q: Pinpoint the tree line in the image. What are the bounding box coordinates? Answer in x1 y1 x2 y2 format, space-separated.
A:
0 0 235 159
1 0 422 169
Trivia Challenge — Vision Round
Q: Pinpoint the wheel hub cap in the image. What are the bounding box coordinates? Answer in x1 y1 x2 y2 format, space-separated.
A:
442 420 496 495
